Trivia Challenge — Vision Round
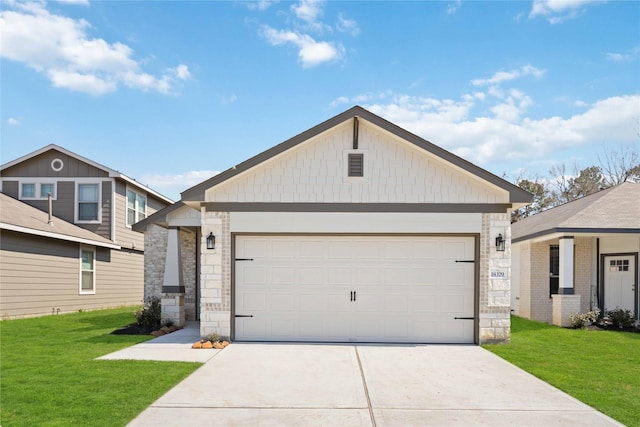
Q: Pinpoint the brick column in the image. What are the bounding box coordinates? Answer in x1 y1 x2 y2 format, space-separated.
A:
479 213 512 344
552 294 581 327
551 236 579 327
200 210 231 339
161 227 185 326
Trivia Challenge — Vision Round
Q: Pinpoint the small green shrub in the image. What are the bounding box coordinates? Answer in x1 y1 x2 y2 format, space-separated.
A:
135 297 161 327
606 308 635 329
569 308 601 328
163 319 175 328
206 333 220 343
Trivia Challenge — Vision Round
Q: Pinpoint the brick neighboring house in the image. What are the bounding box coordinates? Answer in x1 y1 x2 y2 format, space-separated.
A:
0 145 173 319
134 106 532 344
511 182 640 326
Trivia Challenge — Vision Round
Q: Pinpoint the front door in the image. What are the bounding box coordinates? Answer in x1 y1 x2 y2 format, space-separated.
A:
603 254 637 317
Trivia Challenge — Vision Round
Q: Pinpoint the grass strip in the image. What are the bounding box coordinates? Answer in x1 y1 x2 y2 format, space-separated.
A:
1 307 201 427
484 316 640 426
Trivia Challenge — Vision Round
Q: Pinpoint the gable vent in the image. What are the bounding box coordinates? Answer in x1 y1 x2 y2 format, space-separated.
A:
348 153 364 177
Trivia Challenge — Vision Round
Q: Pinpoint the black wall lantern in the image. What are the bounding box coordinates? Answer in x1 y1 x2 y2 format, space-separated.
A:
495 233 505 252
206 232 216 250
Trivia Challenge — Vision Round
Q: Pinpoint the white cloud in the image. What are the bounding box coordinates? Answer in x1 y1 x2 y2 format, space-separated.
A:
336 13 359 36
604 46 640 63
529 0 605 24
142 170 220 199
7 117 21 126
0 1 190 95
261 26 343 67
222 94 238 104
472 65 545 87
333 61 638 168
260 1 356 68
246 0 277 11
446 0 462 15
54 0 89 5
291 0 324 31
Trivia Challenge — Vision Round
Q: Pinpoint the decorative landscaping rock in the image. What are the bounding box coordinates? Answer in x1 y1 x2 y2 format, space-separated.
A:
201 341 213 349
160 326 172 334
150 330 166 337
192 341 203 349
221 341 230 348
213 341 224 349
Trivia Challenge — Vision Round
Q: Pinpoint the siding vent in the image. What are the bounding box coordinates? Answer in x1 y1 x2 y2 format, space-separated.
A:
348 153 364 177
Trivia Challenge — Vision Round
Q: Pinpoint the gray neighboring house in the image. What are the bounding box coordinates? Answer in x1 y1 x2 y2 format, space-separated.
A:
0 145 173 319
511 182 640 326
135 106 532 345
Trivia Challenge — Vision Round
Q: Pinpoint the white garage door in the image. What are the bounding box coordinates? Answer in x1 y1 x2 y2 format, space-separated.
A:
234 235 475 343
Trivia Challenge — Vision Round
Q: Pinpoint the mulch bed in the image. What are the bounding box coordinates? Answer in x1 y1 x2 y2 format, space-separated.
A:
583 323 640 333
111 323 159 335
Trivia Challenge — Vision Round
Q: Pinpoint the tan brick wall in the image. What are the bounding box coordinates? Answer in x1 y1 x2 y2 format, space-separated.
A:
523 237 592 324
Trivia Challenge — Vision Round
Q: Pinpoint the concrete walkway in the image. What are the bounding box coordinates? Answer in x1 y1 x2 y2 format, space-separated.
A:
109 338 624 427
98 322 221 363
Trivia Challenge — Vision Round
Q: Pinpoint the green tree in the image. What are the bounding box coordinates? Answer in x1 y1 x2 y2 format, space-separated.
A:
511 178 554 222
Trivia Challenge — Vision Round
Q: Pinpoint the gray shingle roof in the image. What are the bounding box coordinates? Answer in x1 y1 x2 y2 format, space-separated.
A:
512 182 640 242
0 193 120 249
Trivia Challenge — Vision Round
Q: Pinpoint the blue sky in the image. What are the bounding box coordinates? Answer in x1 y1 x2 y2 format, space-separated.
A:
2 0 639 201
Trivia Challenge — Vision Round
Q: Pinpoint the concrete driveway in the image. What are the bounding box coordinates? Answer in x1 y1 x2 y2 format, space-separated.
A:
126 343 622 427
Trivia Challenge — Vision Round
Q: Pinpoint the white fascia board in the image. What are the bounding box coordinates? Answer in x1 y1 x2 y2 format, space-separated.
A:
0 222 121 249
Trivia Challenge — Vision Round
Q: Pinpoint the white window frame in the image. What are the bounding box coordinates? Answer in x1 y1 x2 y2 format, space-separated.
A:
75 182 102 224
79 246 96 295
18 181 57 200
126 188 147 227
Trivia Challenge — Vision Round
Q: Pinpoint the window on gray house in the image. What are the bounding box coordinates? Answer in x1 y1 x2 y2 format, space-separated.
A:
549 245 559 297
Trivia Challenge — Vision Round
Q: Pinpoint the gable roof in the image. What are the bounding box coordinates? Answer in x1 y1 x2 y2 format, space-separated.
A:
181 106 532 204
0 144 173 204
0 193 120 249
512 182 640 242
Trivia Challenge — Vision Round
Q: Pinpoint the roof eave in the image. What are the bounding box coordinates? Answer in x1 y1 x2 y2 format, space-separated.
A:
0 222 121 249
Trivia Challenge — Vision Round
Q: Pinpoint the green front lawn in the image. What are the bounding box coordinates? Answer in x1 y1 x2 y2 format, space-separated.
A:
484 316 640 426
0 307 201 427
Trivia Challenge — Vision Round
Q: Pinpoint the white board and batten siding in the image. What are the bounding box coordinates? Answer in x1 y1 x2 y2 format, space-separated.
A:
205 120 510 205
234 235 476 343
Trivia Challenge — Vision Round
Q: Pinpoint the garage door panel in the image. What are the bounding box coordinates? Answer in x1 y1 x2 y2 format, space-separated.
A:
327 268 352 285
241 266 268 285
235 235 475 343
271 268 295 285
269 293 296 311
295 268 324 285
238 292 267 311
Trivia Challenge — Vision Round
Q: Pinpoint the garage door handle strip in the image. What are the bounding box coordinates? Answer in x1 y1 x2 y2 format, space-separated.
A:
235 314 254 318
454 317 475 320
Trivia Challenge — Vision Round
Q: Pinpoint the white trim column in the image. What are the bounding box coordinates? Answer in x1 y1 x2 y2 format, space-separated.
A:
559 236 574 294
553 236 580 327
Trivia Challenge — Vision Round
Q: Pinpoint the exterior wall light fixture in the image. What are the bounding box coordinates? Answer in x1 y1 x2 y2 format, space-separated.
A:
495 233 505 252
206 232 216 250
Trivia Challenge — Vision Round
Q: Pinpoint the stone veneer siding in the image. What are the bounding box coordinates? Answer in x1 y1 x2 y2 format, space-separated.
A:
479 213 512 344
143 224 198 321
200 210 232 338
